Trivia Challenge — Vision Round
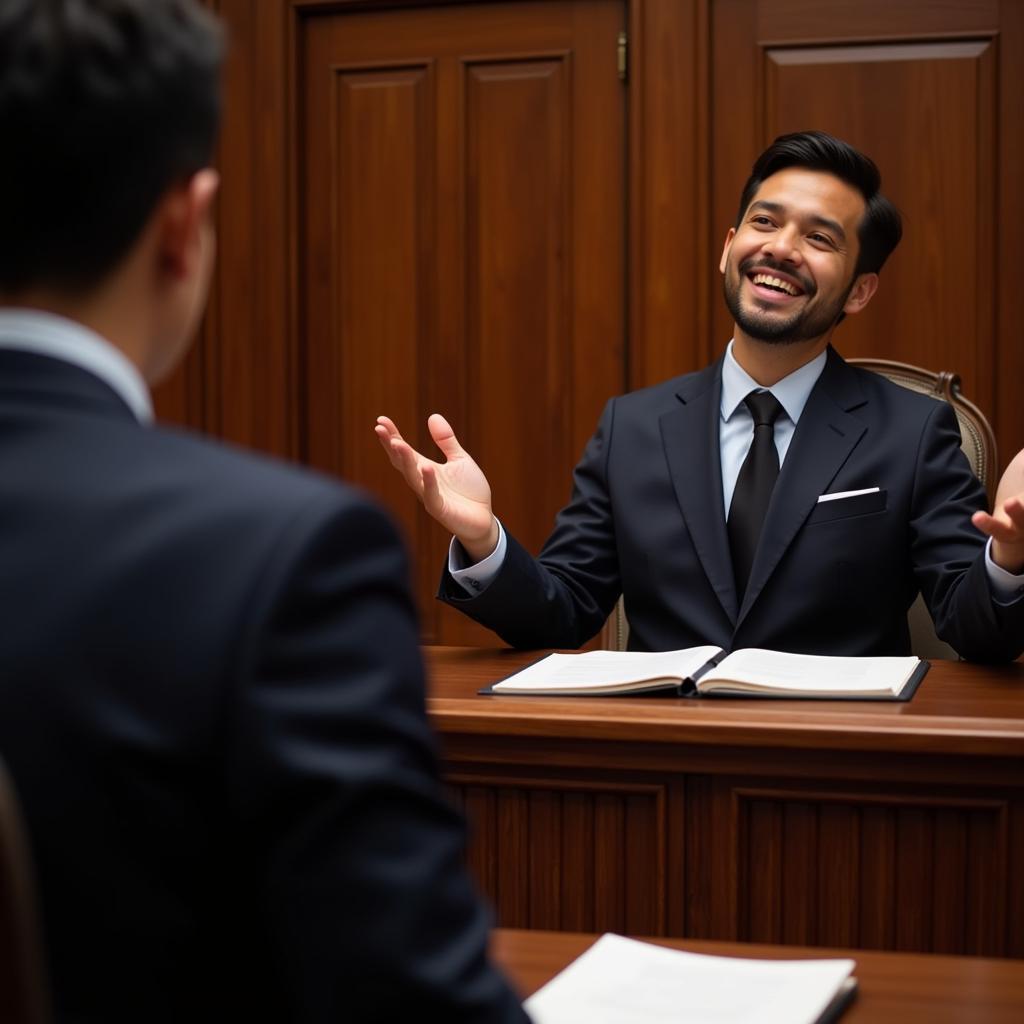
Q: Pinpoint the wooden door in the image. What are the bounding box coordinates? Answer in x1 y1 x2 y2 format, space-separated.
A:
299 1 626 644
707 0 1023 472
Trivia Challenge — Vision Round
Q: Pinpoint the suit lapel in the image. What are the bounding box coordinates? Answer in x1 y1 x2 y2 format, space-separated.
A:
737 348 868 627
660 359 740 624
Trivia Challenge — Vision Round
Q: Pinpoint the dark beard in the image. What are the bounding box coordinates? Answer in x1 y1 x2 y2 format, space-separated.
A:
723 258 851 344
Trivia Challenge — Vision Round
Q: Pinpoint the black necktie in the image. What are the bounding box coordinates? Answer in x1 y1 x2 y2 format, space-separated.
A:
728 391 783 599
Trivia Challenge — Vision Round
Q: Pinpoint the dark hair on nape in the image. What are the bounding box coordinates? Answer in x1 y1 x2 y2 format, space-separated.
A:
0 0 224 293
735 130 903 277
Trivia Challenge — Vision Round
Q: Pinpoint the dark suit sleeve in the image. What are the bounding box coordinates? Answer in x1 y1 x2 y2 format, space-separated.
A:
912 400 1024 662
438 400 622 649
224 491 528 1023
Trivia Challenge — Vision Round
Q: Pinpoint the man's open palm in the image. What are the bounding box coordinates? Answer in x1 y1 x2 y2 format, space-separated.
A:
973 447 1024 574
374 414 498 559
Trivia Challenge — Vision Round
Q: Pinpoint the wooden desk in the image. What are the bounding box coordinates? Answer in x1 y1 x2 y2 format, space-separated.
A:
491 928 1024 1022
425 647 1024 957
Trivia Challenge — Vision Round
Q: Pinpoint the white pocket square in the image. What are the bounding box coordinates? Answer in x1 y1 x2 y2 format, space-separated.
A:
817 487 881 504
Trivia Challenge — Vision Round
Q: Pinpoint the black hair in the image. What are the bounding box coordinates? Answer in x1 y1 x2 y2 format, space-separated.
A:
0 0 224 292
735 130 902 276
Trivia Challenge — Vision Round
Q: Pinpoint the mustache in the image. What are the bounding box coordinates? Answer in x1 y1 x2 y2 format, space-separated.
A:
739 257 815 297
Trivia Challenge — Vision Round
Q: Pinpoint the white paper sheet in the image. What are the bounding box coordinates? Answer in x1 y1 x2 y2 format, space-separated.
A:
525 934 855 1024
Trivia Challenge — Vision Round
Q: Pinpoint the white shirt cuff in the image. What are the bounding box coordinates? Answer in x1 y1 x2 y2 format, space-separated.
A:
449 519 507 596
985 537 1024 604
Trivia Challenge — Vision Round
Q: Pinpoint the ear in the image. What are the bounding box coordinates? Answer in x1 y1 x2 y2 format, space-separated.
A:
719 227 736 275
842 272 879 316
157 169 220 280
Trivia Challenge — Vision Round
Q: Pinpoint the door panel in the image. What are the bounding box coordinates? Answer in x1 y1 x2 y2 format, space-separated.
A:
300 1 626 644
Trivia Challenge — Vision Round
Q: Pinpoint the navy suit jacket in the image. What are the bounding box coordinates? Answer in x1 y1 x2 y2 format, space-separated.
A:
0 351 527 1024
441 348 1023 661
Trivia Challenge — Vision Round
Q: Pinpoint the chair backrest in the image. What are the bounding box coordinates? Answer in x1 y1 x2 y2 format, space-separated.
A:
0 757 50 1024
602 359 997 656
846 359 997 661
847 358 998 501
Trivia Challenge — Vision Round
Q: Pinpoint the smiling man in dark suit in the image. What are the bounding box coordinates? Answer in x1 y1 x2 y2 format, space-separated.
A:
377 130 1024 661
0 2 529 1021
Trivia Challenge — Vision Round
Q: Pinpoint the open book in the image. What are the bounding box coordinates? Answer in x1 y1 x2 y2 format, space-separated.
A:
525 933 857 1024
485 646 927 701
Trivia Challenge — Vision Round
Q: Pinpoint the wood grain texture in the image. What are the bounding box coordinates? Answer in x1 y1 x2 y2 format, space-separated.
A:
756 0 998 45
446 773 668 934
723 787 1006 953
298 1 625 645
709 0 1021 474
492 928 1024 1021
429 648 1024 954
426 647 1024 757
995 1 1024 481
628 0 709 386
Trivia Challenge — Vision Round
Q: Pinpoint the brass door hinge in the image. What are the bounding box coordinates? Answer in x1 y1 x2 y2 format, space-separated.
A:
617 30 628 82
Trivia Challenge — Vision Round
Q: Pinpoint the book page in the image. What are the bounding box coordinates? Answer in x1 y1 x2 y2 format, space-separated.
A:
492 647 721 693
705 649 919 695
525 933 855 1024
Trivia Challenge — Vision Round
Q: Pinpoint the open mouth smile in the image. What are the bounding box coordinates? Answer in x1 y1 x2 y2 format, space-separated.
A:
745 268 807 304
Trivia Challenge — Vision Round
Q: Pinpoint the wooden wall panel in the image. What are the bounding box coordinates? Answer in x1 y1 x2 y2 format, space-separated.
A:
298 2 625 644
175 0 295 455
464 57 572 544
710 0 1023 474
858 806 896 949
711 784 1010 955
628 0 709 386
756 0 999 44
448 773 670 935
762 40 997 419
995 1 1024 486
302 55 438 615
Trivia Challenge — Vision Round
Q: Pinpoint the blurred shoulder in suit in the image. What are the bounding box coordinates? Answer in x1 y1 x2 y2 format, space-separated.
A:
0 3 527 1021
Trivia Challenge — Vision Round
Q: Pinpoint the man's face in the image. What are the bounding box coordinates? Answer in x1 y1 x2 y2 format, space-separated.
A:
719 168 873 346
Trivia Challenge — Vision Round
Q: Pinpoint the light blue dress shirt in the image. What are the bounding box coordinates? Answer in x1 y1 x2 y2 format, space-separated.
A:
718 340 826 514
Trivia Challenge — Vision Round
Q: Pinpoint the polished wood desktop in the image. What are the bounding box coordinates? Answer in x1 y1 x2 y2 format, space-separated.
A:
492 928 1024 1022
425 647 1024 957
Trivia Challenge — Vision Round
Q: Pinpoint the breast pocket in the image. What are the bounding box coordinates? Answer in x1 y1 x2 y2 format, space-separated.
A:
805 488 887 525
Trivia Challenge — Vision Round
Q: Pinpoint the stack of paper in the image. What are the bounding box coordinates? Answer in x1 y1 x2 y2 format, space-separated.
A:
525 933 857 1024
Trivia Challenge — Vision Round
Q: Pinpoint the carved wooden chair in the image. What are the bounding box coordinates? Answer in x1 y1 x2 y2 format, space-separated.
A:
0 756 50 1024
848 358 997 501
602 359 998 657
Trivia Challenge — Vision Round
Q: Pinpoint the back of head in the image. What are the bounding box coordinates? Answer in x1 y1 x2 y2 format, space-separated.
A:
0 0 224 295
736 130 903 276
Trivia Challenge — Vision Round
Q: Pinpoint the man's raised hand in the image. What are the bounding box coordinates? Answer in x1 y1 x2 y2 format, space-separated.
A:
374 414 500 563
972 448 1024 575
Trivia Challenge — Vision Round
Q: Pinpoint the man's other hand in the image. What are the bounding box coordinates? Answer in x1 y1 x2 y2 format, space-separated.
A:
973 448 1024 574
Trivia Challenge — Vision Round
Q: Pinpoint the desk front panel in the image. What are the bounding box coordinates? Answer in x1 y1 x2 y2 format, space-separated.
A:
428 648 1024 956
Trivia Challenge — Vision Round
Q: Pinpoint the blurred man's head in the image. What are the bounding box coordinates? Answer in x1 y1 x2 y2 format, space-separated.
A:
0 0 225 381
